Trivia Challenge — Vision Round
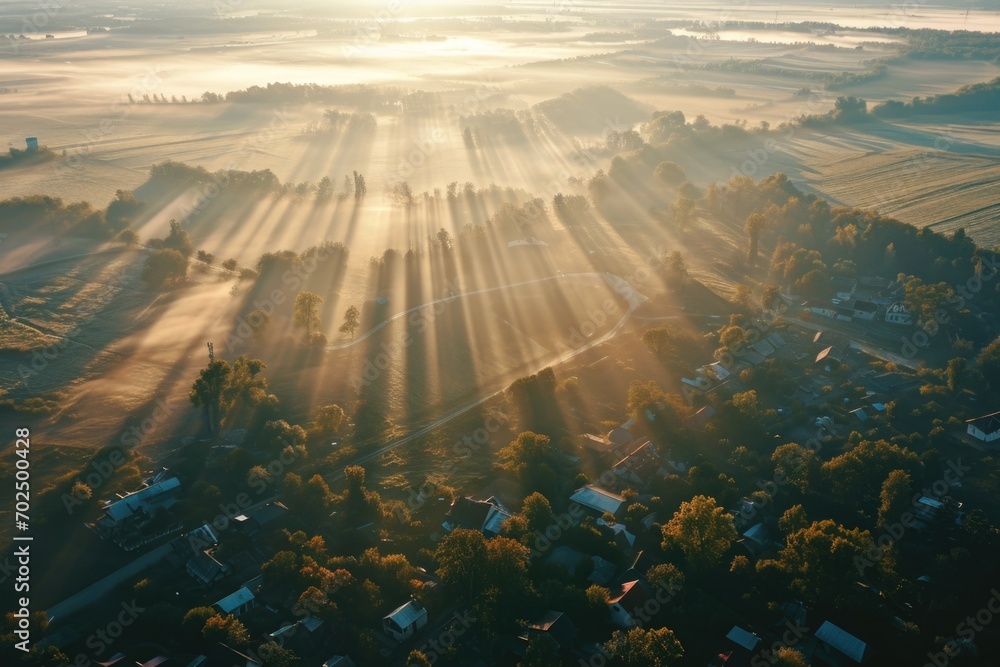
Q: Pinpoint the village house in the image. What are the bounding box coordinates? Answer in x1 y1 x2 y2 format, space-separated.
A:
884 302 912 325
569 485 626 518
213 586 256 618
442 496 512 537
966 410 1000 443
383 599 428 641
814 620 872 664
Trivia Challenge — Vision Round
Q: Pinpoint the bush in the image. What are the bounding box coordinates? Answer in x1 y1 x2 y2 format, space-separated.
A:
142 249 188 288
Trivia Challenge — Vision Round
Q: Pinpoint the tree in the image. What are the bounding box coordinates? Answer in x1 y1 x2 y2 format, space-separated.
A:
434 529 529 602
773 647 809 667
646 563 685 595
771 443 817 493
521 492 554 532
821 439 922 508
977 334 1000 390
339 305 360 339
603 627 684 667
407 651 433 667
247 309 270 340
672 195 695 230
353 170 367 199
189 357 278 433
141 248 188 288
202 614 249 646
159 219 194 255
763 520 872 608
312 403 346 438
780 505 809 535
744 213 766 265
901 275 952 326
878 469 912 528
258 642 299 667
293 291 323 339
626 379 667 421
389 181 415 208
523 634 561 666
661 495 736 570
654 161 686 187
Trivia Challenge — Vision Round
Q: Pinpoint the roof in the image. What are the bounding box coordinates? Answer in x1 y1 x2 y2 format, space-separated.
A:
384 599 426 628
613 441 662 479
187 550 226 583
607 427 635 446
446 497 492 531
588 556 617 585
609 579 652 609
726 626 761 651
830 276 857 292
528 611 579 647
966 410 1000 434
815 621 868 663
104 477 181 522
215 586 255 614
570 485 625 515
204 643 261 667
685 405 717 431
750 339 775 356
803 299 834 309
815 346 845 364
850 300 878 313
598 518 636 546
580 433 617 452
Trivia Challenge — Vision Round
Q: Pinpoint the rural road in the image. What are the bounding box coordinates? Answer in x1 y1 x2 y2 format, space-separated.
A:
44 541 173 623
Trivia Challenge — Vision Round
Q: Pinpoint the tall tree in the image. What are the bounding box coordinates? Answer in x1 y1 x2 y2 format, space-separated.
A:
878 469 912 528
603 627 684 667
294 291 323 339
744 213 766 266
339 305 360 339
661 495 736 571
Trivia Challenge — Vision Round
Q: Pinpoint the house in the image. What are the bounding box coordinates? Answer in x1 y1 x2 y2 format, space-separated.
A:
885 302 912 325
383 599 428 641
814 621 871 663
233 501 289 536
189 643 262 667
187 548 228 585
570 485 626 517
966 411 1000 443
607 580 654 628
597 518 636 549
443 496 512 537
804 300 836 319
612 441 666 488
520 610 579 652
588 556 617 585
684 405 717 431
607 419 638 448
722 625 762 666
833 305 855 322
214 586 256 617
579 433 619 455
830 276 857 301
101 475 181 526
847 300 878 320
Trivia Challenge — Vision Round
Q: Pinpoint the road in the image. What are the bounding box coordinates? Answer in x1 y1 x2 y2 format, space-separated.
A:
44 541 173 623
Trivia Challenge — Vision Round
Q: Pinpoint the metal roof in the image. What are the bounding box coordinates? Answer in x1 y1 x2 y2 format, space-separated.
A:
726 625 761 651
384 599 426 629
104 477 180 522
570 485 625 515
215 586 255 614
816 620 868 663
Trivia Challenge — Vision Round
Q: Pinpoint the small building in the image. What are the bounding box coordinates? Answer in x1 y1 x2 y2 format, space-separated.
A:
803 300 835 319
570 485 625 517
830 276 858 301
814 620 871 663
383 599 428 641
684 405 717 431
520 610 579 652
847 300 878 320
442 496 512 537
101 475 181 526
25 137 38 151
190 643 262 667
612 441 666 488
884 302 912 325
607 580 653 628
187 549 228 585
233 501 289 536
726 625 762 652
214 586 256 618
966 411 1000 443
579 433 619 455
